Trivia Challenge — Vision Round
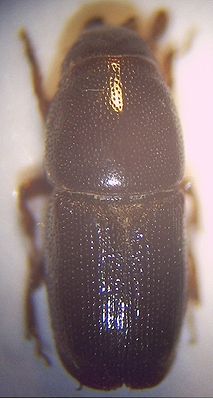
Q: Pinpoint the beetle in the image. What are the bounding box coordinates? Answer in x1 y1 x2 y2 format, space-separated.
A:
18 1 199 391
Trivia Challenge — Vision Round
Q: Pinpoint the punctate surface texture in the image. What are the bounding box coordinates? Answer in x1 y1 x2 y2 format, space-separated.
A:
45 189 186 390
45 27 184 194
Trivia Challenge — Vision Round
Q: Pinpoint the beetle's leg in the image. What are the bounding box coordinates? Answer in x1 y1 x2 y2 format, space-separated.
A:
18 172 52 364
187 246 200 343
146 10 195 89
19 29 49 120
159 47 177 88
146 9 169 44
158 31 195 89
144 9 175 88
183 181 200 305
181 179 201 342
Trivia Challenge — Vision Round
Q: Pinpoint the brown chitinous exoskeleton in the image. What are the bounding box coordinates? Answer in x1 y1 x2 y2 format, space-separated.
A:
18 1 199 391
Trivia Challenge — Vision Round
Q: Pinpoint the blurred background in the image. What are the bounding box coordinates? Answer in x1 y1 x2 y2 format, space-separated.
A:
0 0 213 397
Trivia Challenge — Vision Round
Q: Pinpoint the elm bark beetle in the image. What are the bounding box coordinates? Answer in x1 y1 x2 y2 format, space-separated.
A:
18 1 199 391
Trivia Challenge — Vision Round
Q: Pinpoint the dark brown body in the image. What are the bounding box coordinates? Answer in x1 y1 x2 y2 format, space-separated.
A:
45 26 186 390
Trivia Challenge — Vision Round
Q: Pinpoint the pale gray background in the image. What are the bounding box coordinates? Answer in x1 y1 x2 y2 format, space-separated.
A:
0 0 213 397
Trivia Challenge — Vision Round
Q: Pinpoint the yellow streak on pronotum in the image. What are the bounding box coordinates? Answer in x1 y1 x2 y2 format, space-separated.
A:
109 61 124 113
